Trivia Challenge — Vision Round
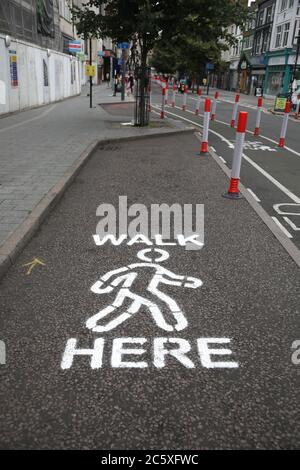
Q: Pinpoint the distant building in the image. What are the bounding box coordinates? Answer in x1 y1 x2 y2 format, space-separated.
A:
265 0 300 96
238 1 258 94
250 0 276 96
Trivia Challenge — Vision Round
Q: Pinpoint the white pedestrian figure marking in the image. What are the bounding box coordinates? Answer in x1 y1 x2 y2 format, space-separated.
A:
86 249 202 333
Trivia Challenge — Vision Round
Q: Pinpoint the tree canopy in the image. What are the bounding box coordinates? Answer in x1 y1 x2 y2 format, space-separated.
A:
72 0 249 68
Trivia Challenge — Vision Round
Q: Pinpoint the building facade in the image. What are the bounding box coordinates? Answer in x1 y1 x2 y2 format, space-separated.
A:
0 0 81 115
265 0 300 96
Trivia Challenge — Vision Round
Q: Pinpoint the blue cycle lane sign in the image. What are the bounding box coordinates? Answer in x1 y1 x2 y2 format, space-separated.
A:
117 42 130 49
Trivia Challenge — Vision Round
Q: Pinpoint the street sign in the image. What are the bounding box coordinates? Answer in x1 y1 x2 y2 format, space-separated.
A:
206 63 214 71
274 96 287 112
68 40 81 54
98 51 110 57
117 42 129 49
85 65 96 77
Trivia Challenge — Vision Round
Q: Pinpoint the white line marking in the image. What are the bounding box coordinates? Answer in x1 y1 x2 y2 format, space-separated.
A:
271 217 293 238
247 188 261 203
183 97 300 159
152 105 300 204
219 156 227 164
283 216 300 231
210 146 216 152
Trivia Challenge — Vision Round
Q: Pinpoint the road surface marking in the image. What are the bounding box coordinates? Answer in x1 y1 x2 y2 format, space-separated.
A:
247 188 261 202
22 257 46 275
152 105 300 205
181 97 300 159
219 156 227 164
86 252 202 333
283 217 300 231
271 217 293 238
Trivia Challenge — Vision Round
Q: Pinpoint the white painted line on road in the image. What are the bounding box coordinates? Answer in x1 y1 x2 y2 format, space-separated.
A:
271 217 293 238
183 98 300 159
153 105 300 205
210 146 216 152
247 188 261 203
283 216 300 231
219 156 227 164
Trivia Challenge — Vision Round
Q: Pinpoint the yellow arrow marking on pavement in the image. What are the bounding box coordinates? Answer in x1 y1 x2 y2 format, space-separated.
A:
22 258 46 275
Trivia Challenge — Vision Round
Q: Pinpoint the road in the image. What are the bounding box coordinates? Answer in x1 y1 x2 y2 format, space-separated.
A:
151 84 300 250
0 131 299 449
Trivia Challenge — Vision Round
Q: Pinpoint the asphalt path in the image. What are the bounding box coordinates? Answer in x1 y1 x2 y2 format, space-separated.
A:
0 133 299 449
152 84 300 250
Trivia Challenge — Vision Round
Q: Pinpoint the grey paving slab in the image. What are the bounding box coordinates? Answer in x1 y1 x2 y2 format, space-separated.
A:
0 85 182 247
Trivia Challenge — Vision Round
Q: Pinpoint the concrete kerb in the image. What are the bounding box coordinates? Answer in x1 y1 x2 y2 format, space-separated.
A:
0 126 195 280
206 139 300 268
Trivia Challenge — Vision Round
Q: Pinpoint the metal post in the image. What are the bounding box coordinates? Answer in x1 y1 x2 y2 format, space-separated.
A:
121 48 126 101
89 37 92 109
207 71 210 96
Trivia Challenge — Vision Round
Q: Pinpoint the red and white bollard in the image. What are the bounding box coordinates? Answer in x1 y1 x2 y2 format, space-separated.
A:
254 97 263 136
182 85 188 111
200 98 211 155
211 91 219 121
295 94 300 119
223 111 248 199
172 84 176 107
278 101 291 148
165 82 169 106
230 93 240 128
161 87 166 119
195 87 202 115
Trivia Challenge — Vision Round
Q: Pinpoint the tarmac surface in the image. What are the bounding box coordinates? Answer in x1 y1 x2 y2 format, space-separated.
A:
151 84 300 250
0 132 299 449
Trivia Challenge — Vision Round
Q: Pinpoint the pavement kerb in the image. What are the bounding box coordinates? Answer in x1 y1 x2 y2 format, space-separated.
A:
201 135 300 268
0 126 195 280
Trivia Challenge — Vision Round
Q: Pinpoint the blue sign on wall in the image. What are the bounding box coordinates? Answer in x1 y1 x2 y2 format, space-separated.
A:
206 63 214 71
117 42 129 49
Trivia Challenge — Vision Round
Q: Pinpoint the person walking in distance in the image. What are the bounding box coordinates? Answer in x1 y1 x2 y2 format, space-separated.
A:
129 73 134 95
106 72 110 88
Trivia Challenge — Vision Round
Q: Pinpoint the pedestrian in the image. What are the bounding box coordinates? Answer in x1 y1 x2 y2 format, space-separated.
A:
113 74 119 96
106 72 110 88
129 74 134 95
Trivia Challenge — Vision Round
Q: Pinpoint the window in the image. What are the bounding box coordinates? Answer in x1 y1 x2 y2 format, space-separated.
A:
289 0 294 8
262 31 270 52
293 19 300 44
258 10 264 27
255 32 262 54
297 0 300 14
281 0 288 11
283 22 290 46
266 6 272 23
275 25 282 47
